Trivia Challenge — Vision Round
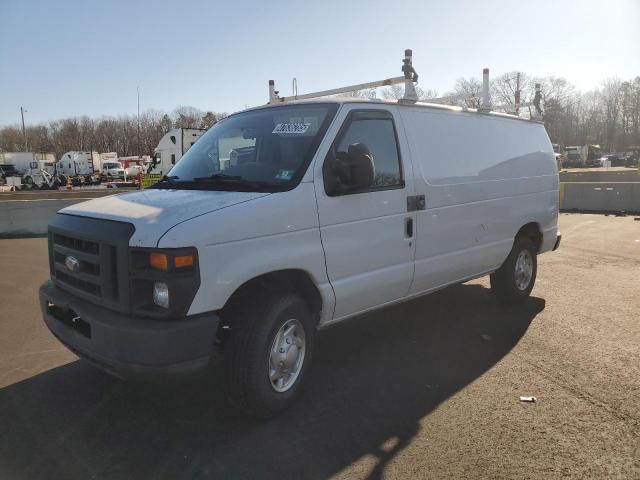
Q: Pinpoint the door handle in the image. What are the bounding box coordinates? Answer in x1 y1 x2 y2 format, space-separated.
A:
405 217 414 238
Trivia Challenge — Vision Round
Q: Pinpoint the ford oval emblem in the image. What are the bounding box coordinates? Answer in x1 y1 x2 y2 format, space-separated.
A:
64 255 81 273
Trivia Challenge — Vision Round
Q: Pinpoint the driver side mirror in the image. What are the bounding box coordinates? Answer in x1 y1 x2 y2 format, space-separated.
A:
323 143 375 196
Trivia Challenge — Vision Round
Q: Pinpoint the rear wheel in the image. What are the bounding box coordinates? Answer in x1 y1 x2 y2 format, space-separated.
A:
23 176 34 189
490 237 537 304
223 292 314 418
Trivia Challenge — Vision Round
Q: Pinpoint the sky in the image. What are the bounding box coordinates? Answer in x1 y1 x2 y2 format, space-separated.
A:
1 0 639 126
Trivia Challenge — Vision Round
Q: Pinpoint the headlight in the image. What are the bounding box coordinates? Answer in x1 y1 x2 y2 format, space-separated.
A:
130 247 200 319
153 282 169 308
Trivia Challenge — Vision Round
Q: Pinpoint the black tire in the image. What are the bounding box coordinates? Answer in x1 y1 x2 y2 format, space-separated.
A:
490 237 537 304
24 176 34 189
223 292 314 418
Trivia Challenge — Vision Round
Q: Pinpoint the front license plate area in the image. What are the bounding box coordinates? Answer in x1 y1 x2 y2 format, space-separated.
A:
47 302 92 338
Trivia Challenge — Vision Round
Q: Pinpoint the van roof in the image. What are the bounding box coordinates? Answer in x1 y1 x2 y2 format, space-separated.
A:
240 97 544 124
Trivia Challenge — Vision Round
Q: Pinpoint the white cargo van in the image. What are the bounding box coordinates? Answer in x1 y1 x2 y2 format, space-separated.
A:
40 54 560 417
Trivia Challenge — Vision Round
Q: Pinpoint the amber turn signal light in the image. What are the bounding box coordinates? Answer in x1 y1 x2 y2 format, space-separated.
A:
150 252 168 271
174 255 194 269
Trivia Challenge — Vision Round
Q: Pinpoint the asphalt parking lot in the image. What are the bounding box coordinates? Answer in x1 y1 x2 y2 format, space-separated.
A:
0 213 638 479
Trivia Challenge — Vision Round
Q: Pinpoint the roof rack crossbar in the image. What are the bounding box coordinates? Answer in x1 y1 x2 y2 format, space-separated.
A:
268 49 419 104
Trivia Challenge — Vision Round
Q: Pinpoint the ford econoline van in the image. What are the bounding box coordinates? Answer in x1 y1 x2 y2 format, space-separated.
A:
40 98 560 417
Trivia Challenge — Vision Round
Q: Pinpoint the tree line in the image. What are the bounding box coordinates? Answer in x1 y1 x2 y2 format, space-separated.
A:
1 73 639 159
357 74 640 153
0 107 227 160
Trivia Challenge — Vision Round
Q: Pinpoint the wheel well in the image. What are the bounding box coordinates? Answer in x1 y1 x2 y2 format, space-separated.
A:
221 269 323 324
515 222 542 252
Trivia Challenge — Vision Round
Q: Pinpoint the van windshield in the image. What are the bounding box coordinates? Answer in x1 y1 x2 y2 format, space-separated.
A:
153 104 337 192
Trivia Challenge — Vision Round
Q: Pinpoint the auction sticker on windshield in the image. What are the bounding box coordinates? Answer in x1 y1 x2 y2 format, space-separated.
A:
272 123 310 135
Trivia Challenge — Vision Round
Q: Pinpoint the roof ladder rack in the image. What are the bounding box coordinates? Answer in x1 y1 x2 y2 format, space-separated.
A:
430 67 493 111
268 49 419 104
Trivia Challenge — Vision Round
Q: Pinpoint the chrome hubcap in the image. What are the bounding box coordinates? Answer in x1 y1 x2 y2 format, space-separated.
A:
268 318 306 392
514 249 533 291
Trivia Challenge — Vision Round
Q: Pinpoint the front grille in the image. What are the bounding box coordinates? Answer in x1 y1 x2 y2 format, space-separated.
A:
51 232 115 300
56 270 101 296
48 214 135 313
53 233 99 255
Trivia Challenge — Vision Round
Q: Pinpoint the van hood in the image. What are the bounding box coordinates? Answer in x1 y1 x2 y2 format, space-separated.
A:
59 189 270 246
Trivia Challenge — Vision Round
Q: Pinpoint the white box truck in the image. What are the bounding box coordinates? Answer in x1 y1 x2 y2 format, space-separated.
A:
96 153 125 180
40 50 560 417
0 152 37 171
564 145 601 167
147 128 205 175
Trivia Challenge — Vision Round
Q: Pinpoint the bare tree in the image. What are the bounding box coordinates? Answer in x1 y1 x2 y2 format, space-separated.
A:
601 78 623 151
491 72 533 113
0 126 24 152
381 84 437 101
172 106 204 128
1 77 638 159
446 77 483 108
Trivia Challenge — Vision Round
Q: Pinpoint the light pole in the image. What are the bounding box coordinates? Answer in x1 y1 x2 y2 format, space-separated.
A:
515 72 521 116
20 106 27 150
137 87 141 156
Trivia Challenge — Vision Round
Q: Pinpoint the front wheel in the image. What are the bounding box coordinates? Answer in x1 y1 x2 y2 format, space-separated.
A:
223 293 314 418
490 237 537 304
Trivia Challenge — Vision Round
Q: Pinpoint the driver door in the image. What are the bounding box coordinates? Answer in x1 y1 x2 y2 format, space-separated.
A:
314 106 416 321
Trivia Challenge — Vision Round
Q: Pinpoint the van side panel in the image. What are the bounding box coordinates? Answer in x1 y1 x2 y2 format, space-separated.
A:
399 107 558 295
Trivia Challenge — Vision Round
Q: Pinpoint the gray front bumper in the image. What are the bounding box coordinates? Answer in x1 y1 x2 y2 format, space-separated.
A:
40 280 220 380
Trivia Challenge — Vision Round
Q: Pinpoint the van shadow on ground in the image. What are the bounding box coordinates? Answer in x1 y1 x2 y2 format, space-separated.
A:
0 283 544 480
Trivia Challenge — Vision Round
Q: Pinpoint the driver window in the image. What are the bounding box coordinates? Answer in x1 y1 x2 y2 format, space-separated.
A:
331 111 403 192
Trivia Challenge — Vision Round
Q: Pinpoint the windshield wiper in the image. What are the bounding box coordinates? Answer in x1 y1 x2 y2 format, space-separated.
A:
149 175 180 188
193 173 242 181
156 175 179 183
152 173 276 191
192 173 270 189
